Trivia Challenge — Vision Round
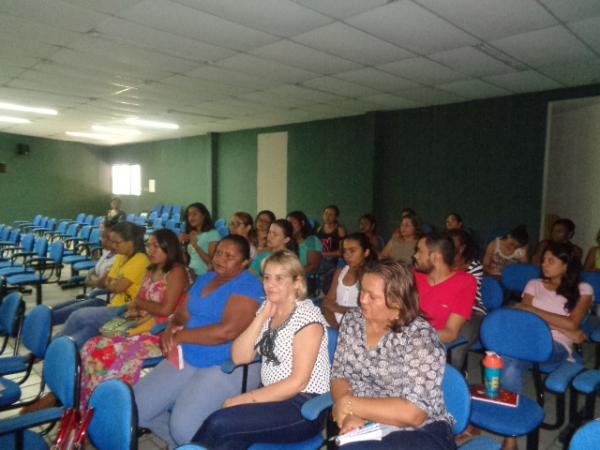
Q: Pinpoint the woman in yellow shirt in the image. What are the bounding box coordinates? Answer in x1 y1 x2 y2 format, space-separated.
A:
60 221 150 348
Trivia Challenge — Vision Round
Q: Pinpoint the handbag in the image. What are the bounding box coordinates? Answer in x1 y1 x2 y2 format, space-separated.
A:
51 408 94 450
99 315 156 337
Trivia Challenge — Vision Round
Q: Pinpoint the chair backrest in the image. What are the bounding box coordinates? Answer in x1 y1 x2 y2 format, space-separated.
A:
162 205 172 216
19 234 35 253
171 212 181 223
45 218 56 230
217 226 229 237
501 263 541 294
148 211 159 221
44 337 80 409
88 227 101 245
442 365 471 436
0 292 24 335
172 205 182 217
480 308 553 362
582 272 600 304
0 226 10 241
7 229 20 245
135 216 146 226
32 214 43 226
65 223 79 237
75 213 86 223
152 218 163 229
88 379 137 450
214 218 226 229
126 213 136 222
49 241 65 263
160 212 169 223
84 214 94 226
34 237 49 257
481 276 504 311
38 217 48 228
93 216 104 226
55 221 69 235
22 305 52 359
327 327 338 365
570 418 600 450
78 225 92 240
165 219 176 231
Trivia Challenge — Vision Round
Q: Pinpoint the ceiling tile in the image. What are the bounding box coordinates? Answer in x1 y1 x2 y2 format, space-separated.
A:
293 22 413 66
268 85 343 103
0 14 83 47
569 16 600 54
0 37 60 60
0 65 26 79
237 91 316 108
538 0 600 22
117 0 278 51
537 58 600 86
393 86 466 106
250 40 362 75
491 25 597 68
161 74 250 97
336 68 421 92
61 0 144 15
346 1 478 54
416 0 557 40
438 79 512 99
291 0 389 19
359 93 420 110
483 70 563 93
184 67 273 90
379 58 468 85
172 0 333 36
215 54 317 84
96 17 237 63
0 87 87 108
429 46 514 77
0 0 110 33
303 76 381 97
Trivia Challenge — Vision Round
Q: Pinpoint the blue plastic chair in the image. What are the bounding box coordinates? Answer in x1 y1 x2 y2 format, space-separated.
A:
500 264 541 296
0 238 48 277
0 234 35 269
214 218 226 229
0 336 80 449
570 419 600 450
14 214 42 229
5 241 65 305
87 379 137 450
470 309 553 450
126 213 136 223
0 293 25 357
481 276 504 311
0 229 20 249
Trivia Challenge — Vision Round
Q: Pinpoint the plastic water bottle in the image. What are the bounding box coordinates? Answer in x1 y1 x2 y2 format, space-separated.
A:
482 351 504 399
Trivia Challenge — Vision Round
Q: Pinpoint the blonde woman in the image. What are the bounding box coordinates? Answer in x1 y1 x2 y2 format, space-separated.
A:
193 250 330 449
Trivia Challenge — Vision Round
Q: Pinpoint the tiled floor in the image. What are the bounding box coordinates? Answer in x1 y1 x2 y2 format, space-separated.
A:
1 268 599 449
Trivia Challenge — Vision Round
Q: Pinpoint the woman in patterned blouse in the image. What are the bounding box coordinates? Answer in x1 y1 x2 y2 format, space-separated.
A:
331 259 455 449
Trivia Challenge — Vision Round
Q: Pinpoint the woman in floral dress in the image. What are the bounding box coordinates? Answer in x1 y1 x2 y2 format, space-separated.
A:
79 229 190 409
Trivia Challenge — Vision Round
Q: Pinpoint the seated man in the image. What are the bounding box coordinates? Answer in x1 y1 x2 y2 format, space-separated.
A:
413 233 477 369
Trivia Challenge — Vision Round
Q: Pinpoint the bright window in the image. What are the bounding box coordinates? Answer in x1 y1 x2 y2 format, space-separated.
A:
112 164 141 196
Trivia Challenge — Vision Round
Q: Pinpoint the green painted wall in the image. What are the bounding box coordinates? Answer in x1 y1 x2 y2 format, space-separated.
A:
373 83 600 246
0 131 108 224
106 135 212 215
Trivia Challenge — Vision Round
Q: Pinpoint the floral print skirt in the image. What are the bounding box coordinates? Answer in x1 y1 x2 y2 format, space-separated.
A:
80 334 162 410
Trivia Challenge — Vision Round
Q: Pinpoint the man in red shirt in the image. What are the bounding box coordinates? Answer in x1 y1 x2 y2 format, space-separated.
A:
413 233 476 368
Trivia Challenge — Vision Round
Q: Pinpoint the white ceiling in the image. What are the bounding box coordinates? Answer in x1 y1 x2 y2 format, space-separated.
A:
0 0 599 146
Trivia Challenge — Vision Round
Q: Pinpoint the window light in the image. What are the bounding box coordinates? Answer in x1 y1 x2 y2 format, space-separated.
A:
0 102 58 115
125 117 179 130
0 116 31 124
112 164 141 196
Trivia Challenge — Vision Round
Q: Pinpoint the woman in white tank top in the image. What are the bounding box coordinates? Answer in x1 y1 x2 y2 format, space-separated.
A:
322 233 374 328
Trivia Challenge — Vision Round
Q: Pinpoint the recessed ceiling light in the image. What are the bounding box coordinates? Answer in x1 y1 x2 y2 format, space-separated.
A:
92 125 141 136
65 131 116 140
125 117 179 130
0 116 31 124
0 102 58 116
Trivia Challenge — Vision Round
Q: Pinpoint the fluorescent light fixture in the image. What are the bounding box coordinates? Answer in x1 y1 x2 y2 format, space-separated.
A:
92 125 141 136
65 131 116 140
0 102 58 116
125 117 179 130
0 116 31 124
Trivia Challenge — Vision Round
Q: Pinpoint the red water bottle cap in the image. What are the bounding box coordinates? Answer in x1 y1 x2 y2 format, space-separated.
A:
483 351 504 369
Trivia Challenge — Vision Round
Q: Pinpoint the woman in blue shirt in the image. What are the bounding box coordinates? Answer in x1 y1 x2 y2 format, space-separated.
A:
134 235 264 448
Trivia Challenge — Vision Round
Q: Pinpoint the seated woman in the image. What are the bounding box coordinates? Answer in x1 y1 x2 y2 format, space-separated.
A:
250 219 297 277
380 214 421 265
532 218 583 266
583 227 600 272
331 259 454 450
317 205 347 293
133 235 264 448
502 242 592 450
229 211 257 259
59 221 149 348
287 211 323 295
78 229 190 409
255 210 276 254
51 224 116 325
447 229 485 369
192 250 331 449
179 202 220 277
105 197 126 226
482 224 529 278
445 212 464 231
322 233 374 329
359 213 384 255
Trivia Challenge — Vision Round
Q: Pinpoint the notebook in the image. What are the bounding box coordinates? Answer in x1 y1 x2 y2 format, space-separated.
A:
471 385 519 407
167 344 184 370
333 422 400 446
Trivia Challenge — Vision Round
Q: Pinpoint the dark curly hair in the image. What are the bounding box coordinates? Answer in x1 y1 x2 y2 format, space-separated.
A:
543 241 583 312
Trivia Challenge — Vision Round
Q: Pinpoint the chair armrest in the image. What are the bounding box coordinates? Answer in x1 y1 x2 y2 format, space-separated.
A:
301 392 333 421
0 407 63 435
444 336 468 351
221 355 261 374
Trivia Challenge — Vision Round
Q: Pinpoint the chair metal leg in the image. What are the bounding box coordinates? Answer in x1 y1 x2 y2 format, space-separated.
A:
526 428 539 450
